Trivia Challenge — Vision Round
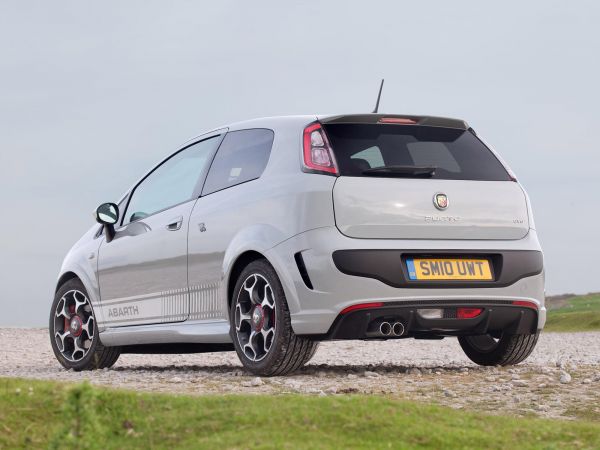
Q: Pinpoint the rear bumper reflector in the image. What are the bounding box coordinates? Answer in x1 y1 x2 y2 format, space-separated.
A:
340 302 384 315
512 300 538 309
457 307 483 319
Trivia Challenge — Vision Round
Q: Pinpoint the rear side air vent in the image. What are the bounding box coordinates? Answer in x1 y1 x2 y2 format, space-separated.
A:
294 252 314 290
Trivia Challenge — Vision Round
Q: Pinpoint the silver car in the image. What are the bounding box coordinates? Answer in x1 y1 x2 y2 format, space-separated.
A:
50 114 545 375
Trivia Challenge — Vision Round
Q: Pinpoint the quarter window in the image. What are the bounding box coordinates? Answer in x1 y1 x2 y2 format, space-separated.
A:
124 136 220 224
202 129 274 196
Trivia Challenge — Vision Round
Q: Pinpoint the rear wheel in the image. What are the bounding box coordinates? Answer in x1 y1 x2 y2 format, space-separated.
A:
304 341 320 363
230 259 318 376
49 278 120 371
458 332 539 366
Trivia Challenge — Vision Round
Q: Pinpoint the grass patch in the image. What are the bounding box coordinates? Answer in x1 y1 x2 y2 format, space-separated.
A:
545 293 600 332
1 378 599 449
565 405 600 423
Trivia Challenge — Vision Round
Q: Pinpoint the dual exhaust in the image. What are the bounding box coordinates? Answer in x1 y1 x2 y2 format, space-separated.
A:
380 321 405 337
371 320 405 337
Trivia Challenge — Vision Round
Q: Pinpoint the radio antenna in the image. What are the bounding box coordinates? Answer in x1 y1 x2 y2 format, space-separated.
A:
372 79 384 113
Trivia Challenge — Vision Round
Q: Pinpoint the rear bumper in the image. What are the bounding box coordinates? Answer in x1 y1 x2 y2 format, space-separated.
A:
332 249 543 289
324 301 539 340
266 226 545 336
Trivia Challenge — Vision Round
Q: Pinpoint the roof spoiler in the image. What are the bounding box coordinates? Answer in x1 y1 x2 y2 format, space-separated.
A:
319 114 469 130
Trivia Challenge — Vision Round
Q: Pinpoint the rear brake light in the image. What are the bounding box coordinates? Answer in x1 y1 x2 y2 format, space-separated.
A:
512 300 538 310
340 302 384 315
378 117 417 124
457 307 483 319
302 122 338 175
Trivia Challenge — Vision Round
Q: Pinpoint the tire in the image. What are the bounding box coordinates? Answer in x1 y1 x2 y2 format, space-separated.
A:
49 278 120 371
229 259 317 376
458 332 539 366
303 341 320 364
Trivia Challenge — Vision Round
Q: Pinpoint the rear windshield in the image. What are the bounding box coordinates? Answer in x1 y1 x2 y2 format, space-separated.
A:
323 124 511 181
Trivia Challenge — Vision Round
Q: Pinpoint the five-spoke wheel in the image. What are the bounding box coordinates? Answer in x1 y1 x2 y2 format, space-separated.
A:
229 259 319 376
49 278 120 371
53 289 95 362
234 274 277 362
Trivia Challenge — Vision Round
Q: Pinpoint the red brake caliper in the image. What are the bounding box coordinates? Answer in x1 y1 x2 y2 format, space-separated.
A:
64 304 75 333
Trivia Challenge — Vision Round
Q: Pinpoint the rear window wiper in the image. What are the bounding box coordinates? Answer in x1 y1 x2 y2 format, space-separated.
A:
362 165 436 178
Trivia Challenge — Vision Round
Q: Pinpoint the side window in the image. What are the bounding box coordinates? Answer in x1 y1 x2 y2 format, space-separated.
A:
124 136 220 224
202 129 274 196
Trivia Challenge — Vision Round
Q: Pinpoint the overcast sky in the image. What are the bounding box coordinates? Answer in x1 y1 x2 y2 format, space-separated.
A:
1 1 598 326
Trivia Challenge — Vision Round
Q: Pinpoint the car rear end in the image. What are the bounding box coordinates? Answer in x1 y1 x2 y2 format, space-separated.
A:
268 114 544 364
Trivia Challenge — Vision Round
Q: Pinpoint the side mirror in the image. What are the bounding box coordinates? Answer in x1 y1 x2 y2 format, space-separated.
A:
94 203 119 242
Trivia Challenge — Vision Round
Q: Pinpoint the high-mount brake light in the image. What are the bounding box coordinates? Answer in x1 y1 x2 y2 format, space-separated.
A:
302 123 338 175
457 307 483 319
378 117 417 125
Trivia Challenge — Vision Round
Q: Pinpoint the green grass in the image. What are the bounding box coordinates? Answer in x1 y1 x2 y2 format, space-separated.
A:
545 293 600 332
1 378 599 450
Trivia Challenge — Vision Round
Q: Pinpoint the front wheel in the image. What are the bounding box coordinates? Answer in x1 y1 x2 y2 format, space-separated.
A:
229 259 318 376
458 332 539 366
49 278 120 371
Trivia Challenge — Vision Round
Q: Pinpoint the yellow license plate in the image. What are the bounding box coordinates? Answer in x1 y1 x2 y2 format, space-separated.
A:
406 258 493 281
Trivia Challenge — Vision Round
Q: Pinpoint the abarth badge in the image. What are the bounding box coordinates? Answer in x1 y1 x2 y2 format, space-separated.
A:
433 193 449 210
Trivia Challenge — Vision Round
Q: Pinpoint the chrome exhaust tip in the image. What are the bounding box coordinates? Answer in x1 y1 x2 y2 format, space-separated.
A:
379 321 392 336
392 322 405 336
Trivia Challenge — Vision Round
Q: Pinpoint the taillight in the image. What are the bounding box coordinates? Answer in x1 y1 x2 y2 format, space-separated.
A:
457 307 483 319
302 122 338 175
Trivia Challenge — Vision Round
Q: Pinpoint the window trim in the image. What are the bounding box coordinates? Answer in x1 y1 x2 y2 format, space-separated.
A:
120 131 227 227
199 127 275 197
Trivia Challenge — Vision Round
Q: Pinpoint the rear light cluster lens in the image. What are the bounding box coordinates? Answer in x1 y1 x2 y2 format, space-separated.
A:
417 308 443 319
456 307 483 319
302 123 338 175
378 117 417 125
416 307 484 319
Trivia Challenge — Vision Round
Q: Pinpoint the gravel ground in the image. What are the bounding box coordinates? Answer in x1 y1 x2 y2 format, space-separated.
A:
2 328 599 420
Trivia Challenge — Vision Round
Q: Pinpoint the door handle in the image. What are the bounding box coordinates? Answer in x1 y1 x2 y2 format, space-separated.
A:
166 216 183 231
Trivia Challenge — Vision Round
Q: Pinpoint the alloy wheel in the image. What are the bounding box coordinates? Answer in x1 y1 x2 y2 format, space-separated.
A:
53 289 95 362
233 274 276 362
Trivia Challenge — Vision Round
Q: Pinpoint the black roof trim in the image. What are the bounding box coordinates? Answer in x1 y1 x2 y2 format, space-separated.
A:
319 114 468 130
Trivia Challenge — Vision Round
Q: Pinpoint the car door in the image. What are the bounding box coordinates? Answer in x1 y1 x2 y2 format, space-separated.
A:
187 129 274 321
97 133 224 327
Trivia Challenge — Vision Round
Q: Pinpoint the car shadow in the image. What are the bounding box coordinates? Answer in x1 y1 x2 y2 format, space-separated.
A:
109 362 475 375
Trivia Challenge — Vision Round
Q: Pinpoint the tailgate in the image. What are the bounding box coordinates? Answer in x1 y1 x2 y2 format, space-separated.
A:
333 177 529 240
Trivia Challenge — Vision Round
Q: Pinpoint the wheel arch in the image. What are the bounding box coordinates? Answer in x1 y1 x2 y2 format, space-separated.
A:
55 271 79 292
220 222 292 311
226 250 269 308
54 265 105 330
222 244 303 332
